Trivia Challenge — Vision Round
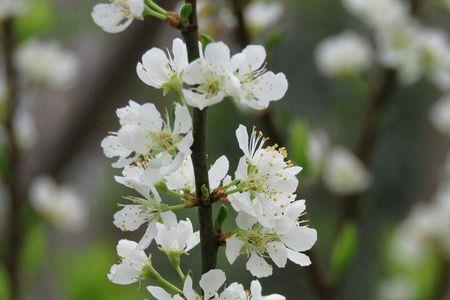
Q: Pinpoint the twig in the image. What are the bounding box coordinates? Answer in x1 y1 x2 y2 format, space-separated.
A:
180 0 219 274
2 18 22 300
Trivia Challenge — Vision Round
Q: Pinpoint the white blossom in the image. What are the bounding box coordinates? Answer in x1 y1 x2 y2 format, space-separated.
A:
29 176 85 232
137 38 188 92
377 278 415 300
14 109 37 150
229 125 301 228
15 39 79 90
101 101 192 168
0 0 26 20
165 154 229 194
92 0 144 33
155 217 200 255
231 45 288 110
113 178 178 250
315 31 373 77
322 146 371 196
147 269 286 300
430 94 450 137
108 239 149 285
342 0 408 31
183 42 240 110
226 201 317 278
244 1 284 34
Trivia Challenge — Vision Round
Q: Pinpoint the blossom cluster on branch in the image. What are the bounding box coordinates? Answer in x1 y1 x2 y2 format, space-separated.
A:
93 0 317 298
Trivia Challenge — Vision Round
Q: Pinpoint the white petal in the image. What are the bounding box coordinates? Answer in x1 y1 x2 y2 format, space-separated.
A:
286 248 311 266
250 280 263 298
284 200 306 222
137 48 171 88
199 269 226 299
266 241 287 268
183 59 207 85
172 38 189 73
246 252 272 278
173 103 192 135
235 125 250 157
108 264 140 285
101 135 130 158
249 72 288 104
240 45 266 73
147 286 173 300
236 211 257 230
128 0 145 17
91 4 132 33
183 276 197 300
137 221 157 250
204 42 231 67
225 236 245 264
208 155 229 189
113 205 149 231
282 226 317 252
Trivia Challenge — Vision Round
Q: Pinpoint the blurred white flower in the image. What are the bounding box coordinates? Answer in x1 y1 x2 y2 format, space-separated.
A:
15 39 79 90
323 147 371 196
0 0 26 20
430 94 450 137
108 239 149 285
155 217 200 255
183 42 239 110
342 0 408 30
377 278 414 300
29 176 85 232
137 38 188 93
226 200 316 278
165 154 229 194
307 130 330 181
230 125 301 228
315 31 373 77
231 45 288 110
91 0 144 33
244 1 284 34
101 101 192 168
13 109 37 150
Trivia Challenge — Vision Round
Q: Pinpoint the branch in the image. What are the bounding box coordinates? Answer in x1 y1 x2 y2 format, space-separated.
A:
180 0 219 274
2 18 23 300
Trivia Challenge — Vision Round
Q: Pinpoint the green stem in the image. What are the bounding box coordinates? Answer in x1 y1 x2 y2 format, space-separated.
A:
164 204 186 211
222 179 240 190
173 87 186 106
226 188 244 195
144 6 167 20
145 263 182 295
145 0 168 14
174 265 185 280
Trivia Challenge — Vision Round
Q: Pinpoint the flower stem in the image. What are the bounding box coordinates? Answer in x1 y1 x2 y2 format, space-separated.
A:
173 87 186 106
164 204 186 211
144 6 167 20
145 263 182 295
145 0 168 14
179 0 219 274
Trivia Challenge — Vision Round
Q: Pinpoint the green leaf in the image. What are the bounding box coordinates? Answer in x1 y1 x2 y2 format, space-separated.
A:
0 266 10 299
199 33 215 51
330 223 358 281
215 205 229 230
179 3 192 24
15 0 56 41
289 119 311 179
265 29 285 53
21 223 46 282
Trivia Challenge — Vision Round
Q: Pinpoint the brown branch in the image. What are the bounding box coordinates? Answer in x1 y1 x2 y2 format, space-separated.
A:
2 18 23 300
180 0 219 274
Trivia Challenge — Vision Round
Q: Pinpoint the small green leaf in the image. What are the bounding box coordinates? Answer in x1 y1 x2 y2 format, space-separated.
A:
201 184 210 198
215 205 229 230
265 29 285 53
179 3 192 24
330 223 358 281
289 119 311 179
199 33 214 51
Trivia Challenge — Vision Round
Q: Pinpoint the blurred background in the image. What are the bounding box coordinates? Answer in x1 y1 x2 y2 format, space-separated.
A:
0 0 449 299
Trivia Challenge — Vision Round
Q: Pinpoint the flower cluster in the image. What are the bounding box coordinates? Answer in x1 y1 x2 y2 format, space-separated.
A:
137 38 288 111
97 29 314 295
316 0 450 94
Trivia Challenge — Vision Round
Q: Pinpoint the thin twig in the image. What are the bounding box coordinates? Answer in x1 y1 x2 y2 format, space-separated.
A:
180 0 219 273
2 18 22 300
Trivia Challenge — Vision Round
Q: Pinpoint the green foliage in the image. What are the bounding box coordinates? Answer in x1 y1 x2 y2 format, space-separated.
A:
15 0 56 42
21 223 47 281
179 3 192 25
0 266 10 299
264 29 285 53
58 242 148 300
289 119 312 180
215 204 229 230
199 34 215 51
330 223 358 281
